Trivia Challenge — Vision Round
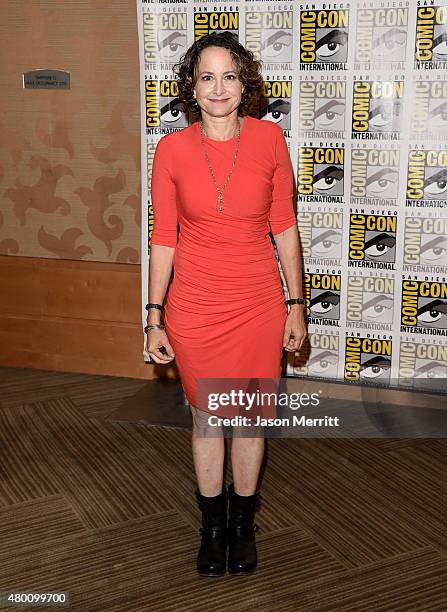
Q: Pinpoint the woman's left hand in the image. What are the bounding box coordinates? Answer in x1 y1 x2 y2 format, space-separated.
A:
283 307 307 352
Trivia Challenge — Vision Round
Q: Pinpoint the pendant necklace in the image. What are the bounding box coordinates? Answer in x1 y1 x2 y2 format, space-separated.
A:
199 118 241 213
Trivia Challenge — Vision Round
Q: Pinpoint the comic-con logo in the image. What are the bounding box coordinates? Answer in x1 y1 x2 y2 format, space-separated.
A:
142 11 187 63
145 78 188 131
297 208 343 265
399 340 447 390
344 335 392 383
287 332 339 379
303 272 341 326
194 12 239 39
414 6 447 69
347 275 394 330
411 80 447 140
355 7 408 68
351 146 400 206
348 212 397 269
298 78 346 138
352 80 404 140
297 146 344 202
260 79 292 130
299 9 349 69
406 149 447 208
401 279 447 334
245 11 293 64
404 214 447 272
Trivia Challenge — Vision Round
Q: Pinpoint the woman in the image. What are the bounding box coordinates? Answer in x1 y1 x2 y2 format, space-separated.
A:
146 31 306 577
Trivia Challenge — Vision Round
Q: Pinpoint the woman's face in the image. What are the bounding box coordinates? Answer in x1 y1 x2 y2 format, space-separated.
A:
193 46 244 118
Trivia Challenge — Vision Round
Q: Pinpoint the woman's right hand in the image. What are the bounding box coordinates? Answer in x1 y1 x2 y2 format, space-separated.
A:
146 329 175 364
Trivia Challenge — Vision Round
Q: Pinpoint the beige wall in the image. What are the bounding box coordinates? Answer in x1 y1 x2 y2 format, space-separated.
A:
0 0 142 263
0 1 163 379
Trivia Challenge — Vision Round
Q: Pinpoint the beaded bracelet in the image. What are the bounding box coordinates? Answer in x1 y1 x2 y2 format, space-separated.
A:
285 298 305 305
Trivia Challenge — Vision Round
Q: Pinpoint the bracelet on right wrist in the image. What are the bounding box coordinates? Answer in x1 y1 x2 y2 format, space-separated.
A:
144 323 165 333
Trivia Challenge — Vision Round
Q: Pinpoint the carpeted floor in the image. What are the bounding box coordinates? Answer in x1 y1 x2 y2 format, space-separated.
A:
0 366 446 611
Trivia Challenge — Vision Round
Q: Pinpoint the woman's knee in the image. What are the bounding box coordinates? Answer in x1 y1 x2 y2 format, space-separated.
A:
189 404 223 437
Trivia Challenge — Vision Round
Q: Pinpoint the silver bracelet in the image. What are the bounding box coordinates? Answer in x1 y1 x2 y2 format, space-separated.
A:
144 323 165 333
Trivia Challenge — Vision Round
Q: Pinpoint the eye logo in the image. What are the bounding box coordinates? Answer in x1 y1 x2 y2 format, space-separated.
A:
406 150 447 204
298 211 343 263
349 214 397 268
412 81 447 139
347 275 394 328
360 356 391 380
298 80 346 136
399 341 447 391
352 81 404 139
345 337 392 383
257 11 293 63
355 8 408 67
401 280 447 331
306 350 338 378
415 7 447 66
417 299 447 328
312 229 342 259
287 333 339 379
160 87 188 128
310 290 340 318
154 13 187 62
420 236 447 264
364 232 396 261
297 147 344 202
304 273 341 324
260 81 292 129
300 10 349 68
351 148 400 205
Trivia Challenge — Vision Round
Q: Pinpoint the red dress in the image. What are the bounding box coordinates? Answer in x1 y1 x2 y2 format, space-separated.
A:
150 115 296 414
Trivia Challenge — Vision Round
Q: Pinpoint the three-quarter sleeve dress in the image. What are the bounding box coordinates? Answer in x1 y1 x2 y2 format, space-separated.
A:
150 115 296 414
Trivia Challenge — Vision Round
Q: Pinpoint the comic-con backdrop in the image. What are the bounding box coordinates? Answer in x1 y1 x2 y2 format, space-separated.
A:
137 1 447 393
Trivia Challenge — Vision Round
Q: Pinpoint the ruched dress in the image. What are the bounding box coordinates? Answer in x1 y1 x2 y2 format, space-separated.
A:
150 115 296 414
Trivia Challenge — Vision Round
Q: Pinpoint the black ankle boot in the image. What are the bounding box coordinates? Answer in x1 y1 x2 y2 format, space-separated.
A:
227 483 260 575
195 486 227 577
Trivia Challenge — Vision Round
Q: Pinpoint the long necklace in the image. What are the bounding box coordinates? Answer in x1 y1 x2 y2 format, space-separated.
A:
199 118 241 213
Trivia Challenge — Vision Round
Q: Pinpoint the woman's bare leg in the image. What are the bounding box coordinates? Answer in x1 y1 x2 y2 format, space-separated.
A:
230 436 265 495
190 405 225 496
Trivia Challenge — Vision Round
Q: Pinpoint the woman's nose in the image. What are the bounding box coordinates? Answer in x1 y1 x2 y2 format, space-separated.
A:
213 80 226 94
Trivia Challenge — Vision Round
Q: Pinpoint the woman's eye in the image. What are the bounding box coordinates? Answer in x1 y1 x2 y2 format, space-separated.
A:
422 247 447 262
313 176 341 191
265 35 292 58
310 359 332 373
318 41 341 58
416 365 447 378
361 366 385 379
369 179 390 193
425 179 447 197
418 308 443 324
315 239 335 253
317 110 344 127
363 299 393 320
365 242 391 258
162 109 184 124
264 111 284 124
311 300 335 315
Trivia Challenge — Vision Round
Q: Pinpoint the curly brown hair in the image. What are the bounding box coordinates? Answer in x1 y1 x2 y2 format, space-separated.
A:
172 31 264 117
